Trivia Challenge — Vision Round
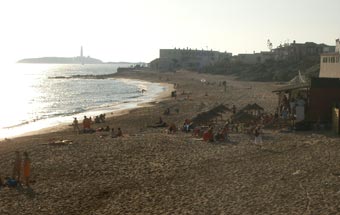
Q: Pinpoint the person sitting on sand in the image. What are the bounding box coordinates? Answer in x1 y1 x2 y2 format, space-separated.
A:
213 127 229 142
214 128 223 142
104 126 110 132
203 127 214 142
12 151 22 182
111 127 123 138
182 119 192 133
23 151 31 187
164 108 170 115
192 126 201 137
116 128 123 137
155 117 168 127
96 127 104 132
148 117 168 128
168 123 177 134
221 125 229 141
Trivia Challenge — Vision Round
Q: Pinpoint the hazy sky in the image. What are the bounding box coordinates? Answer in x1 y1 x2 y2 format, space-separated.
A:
1 0 339 63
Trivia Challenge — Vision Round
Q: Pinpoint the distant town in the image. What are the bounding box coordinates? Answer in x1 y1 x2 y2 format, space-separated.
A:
151 40 335 71
150 38 339 82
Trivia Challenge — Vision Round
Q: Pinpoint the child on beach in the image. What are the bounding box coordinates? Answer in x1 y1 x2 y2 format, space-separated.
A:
254 126 263 144
12 151 22 182
168 123 177 134
23 152 31 187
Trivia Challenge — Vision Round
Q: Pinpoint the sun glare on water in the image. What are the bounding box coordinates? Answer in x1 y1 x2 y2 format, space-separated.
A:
0 64 51 138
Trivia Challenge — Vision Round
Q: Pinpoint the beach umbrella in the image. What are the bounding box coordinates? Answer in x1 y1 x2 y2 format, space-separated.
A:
192 110 220 124
240 104 253 111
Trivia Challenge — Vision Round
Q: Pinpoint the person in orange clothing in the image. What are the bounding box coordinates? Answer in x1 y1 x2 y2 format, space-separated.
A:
23 151 31 187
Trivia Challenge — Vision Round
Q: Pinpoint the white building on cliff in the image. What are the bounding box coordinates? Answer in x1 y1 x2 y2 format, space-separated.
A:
319 39 340 78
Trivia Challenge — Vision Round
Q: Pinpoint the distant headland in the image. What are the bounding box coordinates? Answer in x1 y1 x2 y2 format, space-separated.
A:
17 56 103 64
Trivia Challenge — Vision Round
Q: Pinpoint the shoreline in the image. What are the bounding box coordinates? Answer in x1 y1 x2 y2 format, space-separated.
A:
0 78 174 141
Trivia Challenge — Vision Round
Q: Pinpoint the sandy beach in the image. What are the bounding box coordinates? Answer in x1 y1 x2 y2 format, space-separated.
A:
1 70 340 214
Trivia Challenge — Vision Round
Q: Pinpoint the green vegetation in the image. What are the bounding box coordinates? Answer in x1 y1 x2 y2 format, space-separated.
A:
200 56 320 82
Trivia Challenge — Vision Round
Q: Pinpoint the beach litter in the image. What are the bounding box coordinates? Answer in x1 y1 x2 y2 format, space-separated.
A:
49 139 73 145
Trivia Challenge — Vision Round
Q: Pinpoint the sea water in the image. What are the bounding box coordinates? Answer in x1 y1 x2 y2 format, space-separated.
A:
0 63 167 139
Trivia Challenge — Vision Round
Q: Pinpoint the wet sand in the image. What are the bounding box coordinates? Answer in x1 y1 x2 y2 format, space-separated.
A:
1 70 340 214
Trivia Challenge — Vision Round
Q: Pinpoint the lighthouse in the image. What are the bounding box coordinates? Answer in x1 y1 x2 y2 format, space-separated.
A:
80 46 84 65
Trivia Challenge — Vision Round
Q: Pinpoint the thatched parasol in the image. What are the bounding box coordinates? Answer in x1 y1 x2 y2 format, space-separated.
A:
250 103 264 111
241 103 264 111
232 111 258 123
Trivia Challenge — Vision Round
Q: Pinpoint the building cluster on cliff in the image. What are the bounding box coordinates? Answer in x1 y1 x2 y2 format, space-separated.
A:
150 40 336 72
319 39 340 78
149 48 232 71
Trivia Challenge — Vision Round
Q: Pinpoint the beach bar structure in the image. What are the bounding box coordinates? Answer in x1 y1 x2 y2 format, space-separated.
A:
272 83 310 122
308 77 340 122
273 77 340 124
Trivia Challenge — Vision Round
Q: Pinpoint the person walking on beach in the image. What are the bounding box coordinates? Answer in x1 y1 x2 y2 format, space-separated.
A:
254 126 263 144
23 151 31 187
72 117 80 133
12 151 22 182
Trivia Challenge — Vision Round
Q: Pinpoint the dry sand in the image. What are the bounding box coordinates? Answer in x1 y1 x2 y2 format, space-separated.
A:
1 70 340 215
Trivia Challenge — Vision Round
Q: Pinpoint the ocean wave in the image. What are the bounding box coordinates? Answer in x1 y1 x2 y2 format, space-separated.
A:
2 121 30 129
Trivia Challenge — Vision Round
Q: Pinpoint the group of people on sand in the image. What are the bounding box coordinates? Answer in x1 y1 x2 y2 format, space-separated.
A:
94 114 106 124
111 127 123 138
0 151 31 190
72 115 124 138
153 112 264 144
201 125 230 143
82 116 94 133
